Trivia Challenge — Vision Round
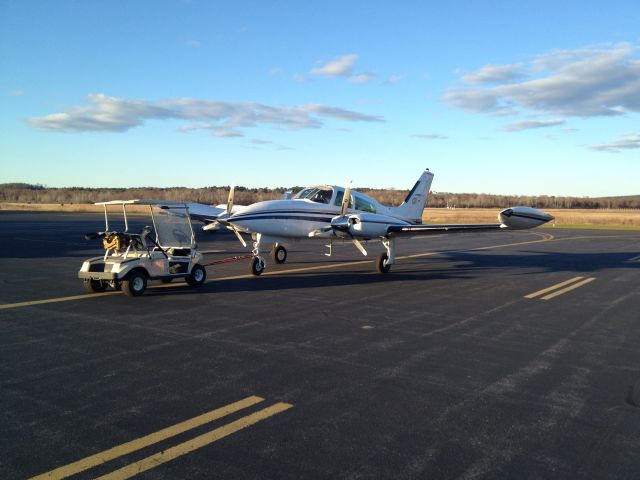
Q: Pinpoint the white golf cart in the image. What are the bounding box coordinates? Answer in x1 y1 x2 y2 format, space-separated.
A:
78 200 207 297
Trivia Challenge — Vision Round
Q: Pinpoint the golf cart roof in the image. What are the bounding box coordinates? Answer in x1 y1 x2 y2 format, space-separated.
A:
95 199 188 207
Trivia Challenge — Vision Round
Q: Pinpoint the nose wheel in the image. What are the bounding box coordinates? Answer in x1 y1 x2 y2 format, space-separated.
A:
250 256 266 276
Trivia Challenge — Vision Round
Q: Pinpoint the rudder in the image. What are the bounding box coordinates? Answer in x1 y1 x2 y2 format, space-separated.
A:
390 169 434 223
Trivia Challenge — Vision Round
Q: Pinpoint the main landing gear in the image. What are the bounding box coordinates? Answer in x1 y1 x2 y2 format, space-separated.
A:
272 244 287 264
249 234 288 276
377 237 396 274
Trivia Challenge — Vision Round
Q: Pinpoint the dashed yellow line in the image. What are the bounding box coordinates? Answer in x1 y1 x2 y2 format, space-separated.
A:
29 396 265 480
0 232 556 310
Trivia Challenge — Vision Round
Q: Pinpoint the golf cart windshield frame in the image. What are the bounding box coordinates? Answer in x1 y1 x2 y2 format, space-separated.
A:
97 200 197 249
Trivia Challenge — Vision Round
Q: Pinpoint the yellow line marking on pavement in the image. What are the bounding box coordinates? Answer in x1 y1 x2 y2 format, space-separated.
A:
96 402 294 480
0 232 556 310
0 291 122 310
540 277 596 301
524 276 585 299
29 396 264 480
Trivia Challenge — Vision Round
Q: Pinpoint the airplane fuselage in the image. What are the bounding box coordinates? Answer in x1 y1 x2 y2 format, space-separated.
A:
228 199 346 238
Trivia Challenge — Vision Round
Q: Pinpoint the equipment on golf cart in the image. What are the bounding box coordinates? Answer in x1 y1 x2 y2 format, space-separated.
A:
78 200 207 297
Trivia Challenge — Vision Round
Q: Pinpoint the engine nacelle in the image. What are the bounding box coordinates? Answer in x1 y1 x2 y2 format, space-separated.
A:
332 213 406 239
499 206 554 230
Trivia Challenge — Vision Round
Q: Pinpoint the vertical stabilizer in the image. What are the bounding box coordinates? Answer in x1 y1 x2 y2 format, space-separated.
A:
389 170 434 223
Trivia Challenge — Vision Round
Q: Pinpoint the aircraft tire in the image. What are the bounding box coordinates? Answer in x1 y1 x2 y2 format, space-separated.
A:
376 252 391 274
272 245 287 264
186 264 207 287
250 257 265 276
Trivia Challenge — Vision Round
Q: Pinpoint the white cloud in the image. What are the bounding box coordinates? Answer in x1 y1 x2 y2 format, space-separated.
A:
27 93 384 135
445 43 640 118
502 119 566 132
311 54 358 77
461 63 525 84
8 88 25 97
410 133 448 140
349 72 376 84
382 75 405 85
300 103 384 122
590 132 640 153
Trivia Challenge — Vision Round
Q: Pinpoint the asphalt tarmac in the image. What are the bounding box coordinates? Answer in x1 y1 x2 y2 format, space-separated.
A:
1 211 640 479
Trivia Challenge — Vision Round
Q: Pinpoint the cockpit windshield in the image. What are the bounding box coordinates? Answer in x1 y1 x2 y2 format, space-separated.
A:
294 186 334 204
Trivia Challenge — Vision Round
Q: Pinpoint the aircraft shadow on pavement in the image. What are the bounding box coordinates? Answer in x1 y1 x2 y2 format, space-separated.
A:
436 250 640 274
132 249 640 297
151 269 471 297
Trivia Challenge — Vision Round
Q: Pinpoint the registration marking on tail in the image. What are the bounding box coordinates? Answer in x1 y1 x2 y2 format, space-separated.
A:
525 276 596 301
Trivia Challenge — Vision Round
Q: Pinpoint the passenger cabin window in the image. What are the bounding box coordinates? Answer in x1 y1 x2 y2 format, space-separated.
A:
334 189 344 206
354 194 377 213
333 190 375 213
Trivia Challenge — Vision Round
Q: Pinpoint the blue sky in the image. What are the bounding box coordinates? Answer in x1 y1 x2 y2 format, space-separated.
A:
1 0 639 196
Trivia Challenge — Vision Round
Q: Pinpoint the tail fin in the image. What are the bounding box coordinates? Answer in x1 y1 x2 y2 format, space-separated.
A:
390 169 434 223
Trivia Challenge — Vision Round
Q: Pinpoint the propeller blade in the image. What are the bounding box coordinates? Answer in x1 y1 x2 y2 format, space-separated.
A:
228 226 247 247
202 221 221 231
226 185 235 216
352 238 368 256
340 181 352 217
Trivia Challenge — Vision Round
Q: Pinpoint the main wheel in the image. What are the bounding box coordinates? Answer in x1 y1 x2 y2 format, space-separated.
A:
250 257 265 276
186 264 207 287
122 270 147 297
376 252 391 274
83 278 107 293
272 245 287 264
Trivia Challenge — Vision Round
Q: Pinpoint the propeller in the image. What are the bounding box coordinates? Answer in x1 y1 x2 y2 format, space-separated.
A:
220 185 247 247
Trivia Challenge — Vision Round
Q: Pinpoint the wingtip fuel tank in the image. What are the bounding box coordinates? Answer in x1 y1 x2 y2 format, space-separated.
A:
499 206 555 230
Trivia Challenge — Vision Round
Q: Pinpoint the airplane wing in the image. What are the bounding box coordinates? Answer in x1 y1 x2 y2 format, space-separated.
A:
387 223 506 235
389 207 553 235
186 203 226 224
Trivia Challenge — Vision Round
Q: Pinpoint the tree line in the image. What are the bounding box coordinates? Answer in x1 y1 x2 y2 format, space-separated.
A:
1 183 639 209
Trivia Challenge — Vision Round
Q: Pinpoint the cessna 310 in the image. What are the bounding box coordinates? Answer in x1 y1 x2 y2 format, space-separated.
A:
193 169 554 276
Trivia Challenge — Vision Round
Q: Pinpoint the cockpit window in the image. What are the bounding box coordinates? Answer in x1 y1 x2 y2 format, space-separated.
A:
294 186 334 204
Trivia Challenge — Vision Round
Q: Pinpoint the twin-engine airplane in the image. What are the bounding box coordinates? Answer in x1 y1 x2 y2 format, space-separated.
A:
193 169 554 275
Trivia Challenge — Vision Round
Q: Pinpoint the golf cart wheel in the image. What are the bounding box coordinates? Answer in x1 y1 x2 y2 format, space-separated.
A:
376 252 391 274
250 257 265 276
122 270 147 297
83 278 107 293
186 264 207 287
160 278 173 284
272 245 287 264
